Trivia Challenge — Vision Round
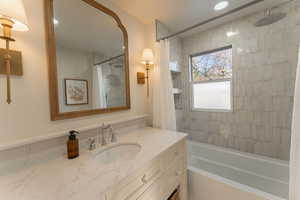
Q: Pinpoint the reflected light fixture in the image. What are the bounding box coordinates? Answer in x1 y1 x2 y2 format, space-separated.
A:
53 18 59 25
138 48 154 97
0 0 28 104
214 1 229 11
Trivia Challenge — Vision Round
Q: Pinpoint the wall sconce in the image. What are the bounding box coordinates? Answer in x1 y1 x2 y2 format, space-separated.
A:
0 0 28 104
138 48 154 97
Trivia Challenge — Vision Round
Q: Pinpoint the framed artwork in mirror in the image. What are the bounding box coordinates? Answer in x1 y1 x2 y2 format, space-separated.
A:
65 79 89 105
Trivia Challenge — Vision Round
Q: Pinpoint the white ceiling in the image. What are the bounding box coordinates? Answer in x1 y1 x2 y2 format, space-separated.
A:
109 0 290 36
53 0 124 58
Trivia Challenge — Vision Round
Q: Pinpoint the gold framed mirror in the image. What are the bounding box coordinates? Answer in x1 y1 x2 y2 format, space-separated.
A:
44 0 130 121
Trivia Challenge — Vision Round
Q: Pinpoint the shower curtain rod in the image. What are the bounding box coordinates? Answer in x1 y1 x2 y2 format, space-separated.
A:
94 54 124 66
156 0 264 41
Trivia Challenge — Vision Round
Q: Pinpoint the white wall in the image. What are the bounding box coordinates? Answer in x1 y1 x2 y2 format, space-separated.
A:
0 0 149 144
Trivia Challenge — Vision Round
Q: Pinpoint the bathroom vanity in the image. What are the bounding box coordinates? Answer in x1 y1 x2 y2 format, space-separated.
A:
0 125 187 200
105 130 187 200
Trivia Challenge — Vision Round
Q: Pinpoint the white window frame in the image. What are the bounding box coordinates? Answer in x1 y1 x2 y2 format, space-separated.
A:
189 46 233 112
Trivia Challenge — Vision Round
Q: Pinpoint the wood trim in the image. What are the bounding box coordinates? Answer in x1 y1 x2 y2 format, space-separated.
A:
44 0 131 121
44 0 59 121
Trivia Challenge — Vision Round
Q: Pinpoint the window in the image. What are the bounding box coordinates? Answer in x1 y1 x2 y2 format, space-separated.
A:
190 46 232 111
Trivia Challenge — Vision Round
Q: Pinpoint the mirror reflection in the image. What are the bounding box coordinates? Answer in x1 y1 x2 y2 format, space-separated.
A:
53 0 127 113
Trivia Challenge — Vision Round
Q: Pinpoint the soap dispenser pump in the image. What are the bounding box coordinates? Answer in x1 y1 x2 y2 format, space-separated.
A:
67 130 79 159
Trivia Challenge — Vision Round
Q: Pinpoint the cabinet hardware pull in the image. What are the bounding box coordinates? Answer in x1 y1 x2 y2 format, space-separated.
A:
141 174 148 184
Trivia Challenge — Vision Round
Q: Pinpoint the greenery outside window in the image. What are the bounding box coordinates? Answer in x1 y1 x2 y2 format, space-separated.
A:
190 45 233 112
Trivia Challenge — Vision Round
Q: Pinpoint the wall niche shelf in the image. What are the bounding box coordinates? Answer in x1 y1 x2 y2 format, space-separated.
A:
170 61 181 73
171 70 181 75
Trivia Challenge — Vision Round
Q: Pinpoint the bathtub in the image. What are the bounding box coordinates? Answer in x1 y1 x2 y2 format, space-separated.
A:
187 140 289 200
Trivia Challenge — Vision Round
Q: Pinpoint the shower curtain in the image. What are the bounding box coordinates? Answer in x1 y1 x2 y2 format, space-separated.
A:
92 65 107 108
152 39 176 131
290 47 300 200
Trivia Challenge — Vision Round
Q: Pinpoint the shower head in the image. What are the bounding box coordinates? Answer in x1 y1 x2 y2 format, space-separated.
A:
254 10 286 27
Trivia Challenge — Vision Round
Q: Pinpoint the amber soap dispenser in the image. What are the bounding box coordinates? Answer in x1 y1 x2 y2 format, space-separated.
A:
67 130 79 159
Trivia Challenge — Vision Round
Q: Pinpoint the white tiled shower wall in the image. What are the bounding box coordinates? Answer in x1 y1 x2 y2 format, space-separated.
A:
173 1 300 160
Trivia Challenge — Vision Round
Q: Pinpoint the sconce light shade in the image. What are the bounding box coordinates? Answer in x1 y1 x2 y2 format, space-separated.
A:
0 0 28 31
141 48 154 65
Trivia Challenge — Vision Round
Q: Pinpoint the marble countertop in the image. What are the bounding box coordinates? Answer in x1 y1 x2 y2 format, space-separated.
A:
0 127 187 200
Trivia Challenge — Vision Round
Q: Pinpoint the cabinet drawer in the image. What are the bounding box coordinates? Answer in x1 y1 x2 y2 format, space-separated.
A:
161 158 183 200
162 141 184 170
136 178 162 200
108 159 161 200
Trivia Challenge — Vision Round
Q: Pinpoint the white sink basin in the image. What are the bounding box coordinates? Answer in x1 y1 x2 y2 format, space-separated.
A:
93 143 142 164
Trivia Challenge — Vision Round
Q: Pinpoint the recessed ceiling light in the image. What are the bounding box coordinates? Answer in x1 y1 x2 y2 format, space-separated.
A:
226 31 239 37
214 1 229 11
53 18 59 25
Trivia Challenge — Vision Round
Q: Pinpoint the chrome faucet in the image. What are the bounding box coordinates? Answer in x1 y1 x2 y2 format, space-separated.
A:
88 138 96 151
99 123 117 146
110 126 117 143
101 128 107 146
